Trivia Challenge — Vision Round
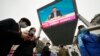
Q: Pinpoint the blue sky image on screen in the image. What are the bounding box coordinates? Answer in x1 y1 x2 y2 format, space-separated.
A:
38 0 75 23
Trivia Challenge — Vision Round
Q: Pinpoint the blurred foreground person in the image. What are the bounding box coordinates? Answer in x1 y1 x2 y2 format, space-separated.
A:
0 18 31 56
91 13 100 25
35 37 45 54
58 44 69 56
41 42 51 56
13 27 37 56
71 49 79 56
78 25 100 56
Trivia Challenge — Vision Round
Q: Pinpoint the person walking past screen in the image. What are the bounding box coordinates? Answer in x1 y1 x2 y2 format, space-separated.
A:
41 42 51 56
0 18 31 56
58 44 69 56
35 37 45 54
71 49 79 56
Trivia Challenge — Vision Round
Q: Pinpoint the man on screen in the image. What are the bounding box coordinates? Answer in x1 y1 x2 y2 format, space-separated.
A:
48 7 62 20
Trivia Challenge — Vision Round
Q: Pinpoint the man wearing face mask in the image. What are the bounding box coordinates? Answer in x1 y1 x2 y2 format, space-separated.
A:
28 27 36 37
13 27 37 56
0 18 31 56
77 25 100 56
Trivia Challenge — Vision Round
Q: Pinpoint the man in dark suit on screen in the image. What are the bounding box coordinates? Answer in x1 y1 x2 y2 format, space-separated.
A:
48 7 62 20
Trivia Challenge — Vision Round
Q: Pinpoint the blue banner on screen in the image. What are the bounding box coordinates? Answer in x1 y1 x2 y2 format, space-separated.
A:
38 0 77 28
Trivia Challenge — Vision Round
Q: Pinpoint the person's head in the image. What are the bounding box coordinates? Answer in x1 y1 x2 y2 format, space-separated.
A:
59 44 64 48
68 47 71 49
46 42 50 47
78 25 85 31
91 13 100 25
19 17 31 28
29 27 36 36
52 7 57 12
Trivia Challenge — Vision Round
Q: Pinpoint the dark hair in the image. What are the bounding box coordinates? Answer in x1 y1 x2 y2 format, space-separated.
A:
91 14 100 25
29 27 36 32
28 27 36 37
60 44 64 48
20 17 31 26
78 25 84 30
46 42 50 45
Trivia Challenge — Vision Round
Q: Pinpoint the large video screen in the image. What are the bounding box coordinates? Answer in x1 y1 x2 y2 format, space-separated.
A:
38 0 77 29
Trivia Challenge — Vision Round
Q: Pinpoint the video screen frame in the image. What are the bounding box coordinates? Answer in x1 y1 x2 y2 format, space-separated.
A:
37 0 78 29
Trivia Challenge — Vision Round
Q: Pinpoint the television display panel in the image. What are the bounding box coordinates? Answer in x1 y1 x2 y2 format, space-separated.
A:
38 0 77 28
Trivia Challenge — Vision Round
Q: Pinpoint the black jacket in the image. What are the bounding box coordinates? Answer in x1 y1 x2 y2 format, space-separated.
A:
0 18 24 56
41 46 51 56
13 41 36 56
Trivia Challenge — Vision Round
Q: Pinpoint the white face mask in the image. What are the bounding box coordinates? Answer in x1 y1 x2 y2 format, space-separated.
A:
19 22 28 28
29 31 35 35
